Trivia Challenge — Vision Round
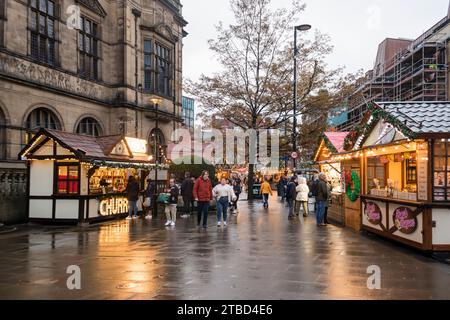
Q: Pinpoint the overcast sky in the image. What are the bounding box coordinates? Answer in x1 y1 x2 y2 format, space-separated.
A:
182 0 449 83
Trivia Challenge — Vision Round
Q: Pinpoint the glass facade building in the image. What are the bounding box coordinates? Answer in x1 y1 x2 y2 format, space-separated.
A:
182 96 195 130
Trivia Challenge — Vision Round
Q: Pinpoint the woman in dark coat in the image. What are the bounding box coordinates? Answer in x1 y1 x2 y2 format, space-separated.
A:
126 176 140 220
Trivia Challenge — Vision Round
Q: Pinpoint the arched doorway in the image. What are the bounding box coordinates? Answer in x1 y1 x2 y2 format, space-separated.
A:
148 128 166 164
25 107 62 144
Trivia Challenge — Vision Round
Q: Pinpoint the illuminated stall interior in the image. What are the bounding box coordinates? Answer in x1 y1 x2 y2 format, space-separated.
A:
19 129 162 224
334 102 450 251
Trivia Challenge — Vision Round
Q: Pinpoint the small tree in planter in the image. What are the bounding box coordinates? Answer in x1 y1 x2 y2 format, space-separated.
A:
169 156 218 211
169 156 217 185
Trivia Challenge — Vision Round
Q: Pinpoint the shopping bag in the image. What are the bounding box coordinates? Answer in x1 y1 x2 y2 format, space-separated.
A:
143 197 151 208
157 193 170 204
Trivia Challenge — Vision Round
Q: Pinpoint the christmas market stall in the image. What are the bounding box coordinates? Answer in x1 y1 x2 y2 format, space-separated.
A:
19 129 166 224
334 102 450 251
314 132 348 226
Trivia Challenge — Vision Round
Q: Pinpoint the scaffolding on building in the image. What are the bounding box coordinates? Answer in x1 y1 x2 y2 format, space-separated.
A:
336 38 449 132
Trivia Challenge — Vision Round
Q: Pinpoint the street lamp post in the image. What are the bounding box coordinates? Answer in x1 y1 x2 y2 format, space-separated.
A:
150 97 162 217
293 24 311 170
131 8 141 138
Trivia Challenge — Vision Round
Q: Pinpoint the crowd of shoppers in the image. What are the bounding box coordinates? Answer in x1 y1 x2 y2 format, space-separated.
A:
125 170 332 229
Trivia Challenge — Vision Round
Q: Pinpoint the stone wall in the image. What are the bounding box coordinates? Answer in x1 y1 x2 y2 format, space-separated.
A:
0 168 27 225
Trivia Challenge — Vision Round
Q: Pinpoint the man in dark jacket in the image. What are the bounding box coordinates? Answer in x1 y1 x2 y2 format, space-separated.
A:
181 172 194 218
316 173 329 226
286 176 298 219
143 178 156 219
126 176 140 220
277 175 288 200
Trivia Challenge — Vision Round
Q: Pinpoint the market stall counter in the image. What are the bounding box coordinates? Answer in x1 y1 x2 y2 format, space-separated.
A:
19 129 167 224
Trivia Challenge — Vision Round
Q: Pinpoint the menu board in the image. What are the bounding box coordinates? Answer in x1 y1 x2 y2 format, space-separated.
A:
417 143 428 201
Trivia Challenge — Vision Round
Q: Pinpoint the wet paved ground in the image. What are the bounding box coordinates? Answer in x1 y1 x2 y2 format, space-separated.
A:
1 195 450 300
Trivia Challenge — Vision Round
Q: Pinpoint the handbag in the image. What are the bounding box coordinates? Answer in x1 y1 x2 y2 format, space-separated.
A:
143 197 151 208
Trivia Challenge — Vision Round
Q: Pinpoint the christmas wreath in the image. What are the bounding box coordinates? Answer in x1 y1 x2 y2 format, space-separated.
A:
345 170 361 202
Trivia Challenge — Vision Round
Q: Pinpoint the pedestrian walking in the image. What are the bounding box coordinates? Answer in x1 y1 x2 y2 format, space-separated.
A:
232 180 242 214
260 179 273 208
286 176 298 219
277 175 288 200
164 179 179 227
193 171 213 229
181 172 194 218
316 173 329 227
125 176 140 220
213 178 237 227
324 181 332 224
296 177 310 217
143 178 156 219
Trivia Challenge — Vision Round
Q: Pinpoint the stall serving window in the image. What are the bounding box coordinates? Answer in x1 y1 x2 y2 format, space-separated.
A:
367 157 386 190
367 152 417 200
56 164 79 195
433 139 450 201
89 167 137 195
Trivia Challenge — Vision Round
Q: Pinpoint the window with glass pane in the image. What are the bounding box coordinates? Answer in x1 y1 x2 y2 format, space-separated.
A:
76 117 102 137
433 139 450 201
156 43 172 96
57 165 79 195
25 107 61 145
78 16 99 80
30 0 56 65
144 40 152 91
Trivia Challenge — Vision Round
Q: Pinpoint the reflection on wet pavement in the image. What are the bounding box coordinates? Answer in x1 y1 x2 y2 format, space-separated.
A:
0 195 450 300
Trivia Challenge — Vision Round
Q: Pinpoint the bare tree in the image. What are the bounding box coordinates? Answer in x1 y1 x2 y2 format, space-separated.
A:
186 0 341 199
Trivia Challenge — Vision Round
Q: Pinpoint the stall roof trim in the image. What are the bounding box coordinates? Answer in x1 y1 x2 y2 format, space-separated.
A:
20 129 152 163
324 132 349 153
375 101 450 134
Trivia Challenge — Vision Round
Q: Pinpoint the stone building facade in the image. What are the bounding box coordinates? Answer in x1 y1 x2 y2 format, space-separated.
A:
0 0 188 224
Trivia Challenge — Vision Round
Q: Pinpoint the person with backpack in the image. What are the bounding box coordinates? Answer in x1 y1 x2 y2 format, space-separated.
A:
164 179 179 227
181 172 194 218
286 176 298 219
193 171 213 229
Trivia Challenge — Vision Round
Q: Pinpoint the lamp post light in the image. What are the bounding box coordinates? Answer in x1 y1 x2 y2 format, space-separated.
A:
293 24 311 170
131 8 141 138
150 96 162 216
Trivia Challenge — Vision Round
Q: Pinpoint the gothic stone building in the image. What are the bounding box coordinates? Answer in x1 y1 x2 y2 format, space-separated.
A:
0 0 188 224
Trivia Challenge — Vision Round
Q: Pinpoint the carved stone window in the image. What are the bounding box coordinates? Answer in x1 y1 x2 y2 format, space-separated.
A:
76 117 102 137
144 40 152 91
143 40 173 98
29 0 56 65
78 16 100 80
25 107 61 143
0 108 5 160
0 0 6 20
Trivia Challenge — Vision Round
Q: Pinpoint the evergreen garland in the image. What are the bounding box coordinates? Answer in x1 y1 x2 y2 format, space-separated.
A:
91 160 169 170
343 104 417 151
